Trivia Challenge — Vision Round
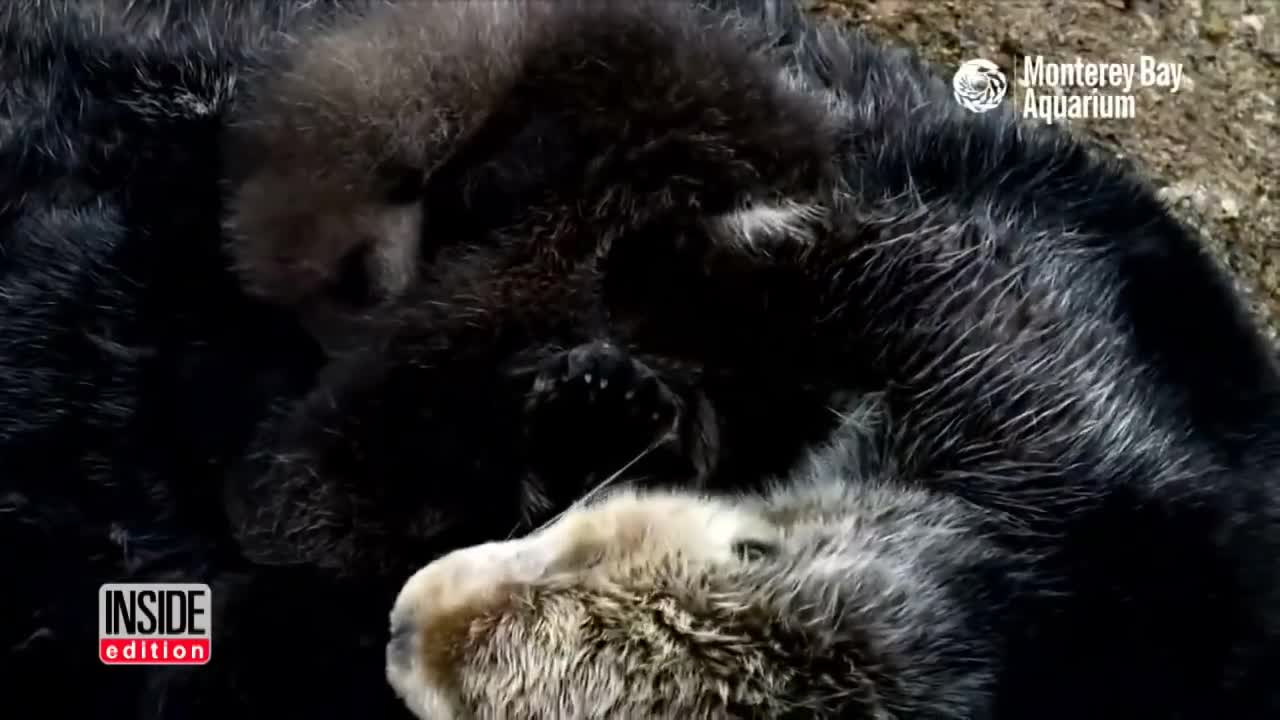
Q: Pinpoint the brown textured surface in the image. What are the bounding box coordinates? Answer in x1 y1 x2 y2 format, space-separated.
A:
806 0 1279 348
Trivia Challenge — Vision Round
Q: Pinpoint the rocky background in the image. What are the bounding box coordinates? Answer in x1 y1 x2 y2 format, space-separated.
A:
808 0 1279 349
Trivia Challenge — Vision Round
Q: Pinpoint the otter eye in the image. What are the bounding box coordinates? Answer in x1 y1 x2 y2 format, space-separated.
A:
732 539 777 562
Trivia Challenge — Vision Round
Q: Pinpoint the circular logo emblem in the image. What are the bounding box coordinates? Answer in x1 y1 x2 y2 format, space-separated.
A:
952 59 1007 113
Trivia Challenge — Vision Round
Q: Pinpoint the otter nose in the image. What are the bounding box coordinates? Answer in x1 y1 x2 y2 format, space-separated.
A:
386 619 415 669
386 536 563 671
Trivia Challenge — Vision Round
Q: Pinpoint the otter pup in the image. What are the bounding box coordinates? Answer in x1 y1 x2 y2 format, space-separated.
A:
386 4 1280 720
215 0 845 576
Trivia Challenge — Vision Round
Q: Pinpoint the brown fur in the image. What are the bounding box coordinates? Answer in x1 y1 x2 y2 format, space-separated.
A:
221 0 837 316
216 0 846 577
222 1 532 309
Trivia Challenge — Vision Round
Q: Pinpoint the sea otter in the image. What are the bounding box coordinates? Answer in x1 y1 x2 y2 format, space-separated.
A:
385 2 1280 719
2 0 864 717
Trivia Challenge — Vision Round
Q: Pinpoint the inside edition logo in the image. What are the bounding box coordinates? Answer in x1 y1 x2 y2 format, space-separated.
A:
99 583 212 665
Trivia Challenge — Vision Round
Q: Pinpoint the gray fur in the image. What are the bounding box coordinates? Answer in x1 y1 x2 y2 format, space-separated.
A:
387 400 1013 718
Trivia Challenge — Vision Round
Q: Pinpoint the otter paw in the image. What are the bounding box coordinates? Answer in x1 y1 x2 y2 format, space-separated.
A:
524 341 680 464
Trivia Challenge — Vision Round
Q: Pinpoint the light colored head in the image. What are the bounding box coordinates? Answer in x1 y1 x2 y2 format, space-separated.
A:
385 486 882 719
385 401 1003 719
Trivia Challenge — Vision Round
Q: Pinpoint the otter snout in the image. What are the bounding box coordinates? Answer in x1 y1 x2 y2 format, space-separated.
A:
385 535 565 719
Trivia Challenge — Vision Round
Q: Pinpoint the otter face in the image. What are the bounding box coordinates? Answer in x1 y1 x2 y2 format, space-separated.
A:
385 488 887 719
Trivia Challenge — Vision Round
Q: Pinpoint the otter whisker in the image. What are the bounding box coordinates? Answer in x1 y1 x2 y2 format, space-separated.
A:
515 433 669 540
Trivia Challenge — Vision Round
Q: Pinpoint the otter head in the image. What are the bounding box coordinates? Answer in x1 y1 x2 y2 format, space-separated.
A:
220 0 837 346
384 398 1006 718
384 487 891 719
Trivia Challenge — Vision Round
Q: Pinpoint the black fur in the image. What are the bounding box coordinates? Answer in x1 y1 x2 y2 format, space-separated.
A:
3 0 1277 718
0 1 843 718
610 5 1280 717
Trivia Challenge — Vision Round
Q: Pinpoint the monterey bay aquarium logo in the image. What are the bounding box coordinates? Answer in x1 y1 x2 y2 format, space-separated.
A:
99 583 212 665
952 55 1185 124
952 59 1008 113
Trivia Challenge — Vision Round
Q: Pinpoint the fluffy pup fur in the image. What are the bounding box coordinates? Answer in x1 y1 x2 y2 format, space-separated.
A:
2 1 861 718
215 0 848 579
387 4 1280 720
